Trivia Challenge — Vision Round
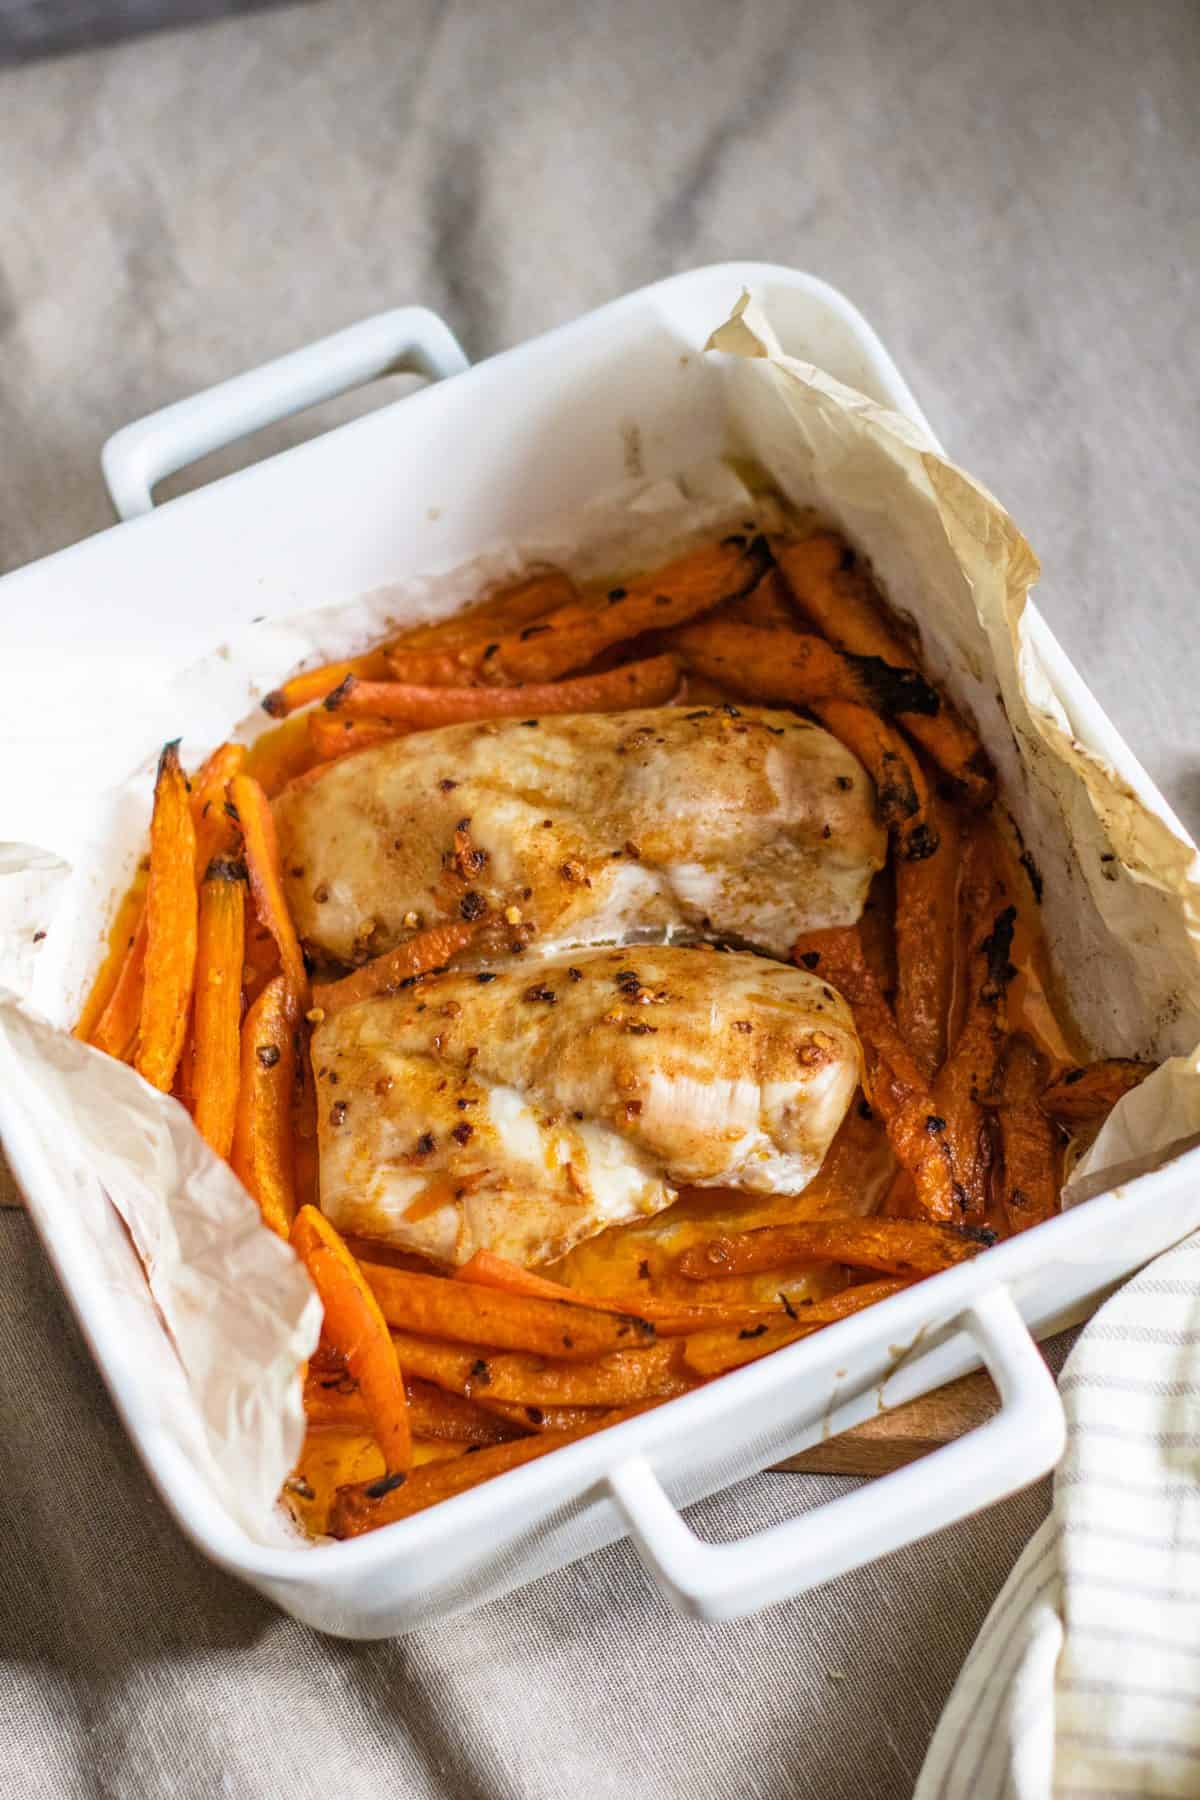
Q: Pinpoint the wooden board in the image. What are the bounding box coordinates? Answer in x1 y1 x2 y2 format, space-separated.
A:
772 1367 1001 1477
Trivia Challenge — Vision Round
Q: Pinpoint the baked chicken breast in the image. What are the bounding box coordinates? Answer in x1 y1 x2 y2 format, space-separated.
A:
275 706 885 966
311 944 861 1267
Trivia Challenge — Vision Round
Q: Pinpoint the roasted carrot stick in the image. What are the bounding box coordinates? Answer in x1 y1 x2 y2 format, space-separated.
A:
669 618 941 718
307 711 407 763
312 921 480 1014
291 1207 412 1475
191 857 247 1158
676 1217 993 1282
811 700 939 861
361 1264 656 1360
191 743 246 875
325 652 681 727
793 926 962 1221
262 649 397 719
230 773 309 1010
773 532 994 805
384 568 579 685
134 743 199 1092
303 1370 519 1444
90 909 149 1062
387 1332 690 1407
475 536 771 685
330 1406 649 1537
476 1398 661 1435
996 1036 1060 1234
230 975 298 1236
895 793 961 1077
1040 1059 1153 1125
681 1279 913 1377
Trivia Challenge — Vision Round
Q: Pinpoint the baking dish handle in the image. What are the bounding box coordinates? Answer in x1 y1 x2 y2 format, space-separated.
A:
100 307 471 520
606 1283 1064 1621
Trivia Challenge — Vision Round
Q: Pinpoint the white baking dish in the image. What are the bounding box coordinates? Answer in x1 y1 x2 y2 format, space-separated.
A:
3 263 1198 1638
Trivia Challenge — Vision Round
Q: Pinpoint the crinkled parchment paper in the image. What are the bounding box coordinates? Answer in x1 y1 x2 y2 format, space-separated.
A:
3 295 1199 1545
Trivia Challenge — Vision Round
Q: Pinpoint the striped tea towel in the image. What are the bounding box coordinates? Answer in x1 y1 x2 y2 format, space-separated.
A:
917 1229 1200 1799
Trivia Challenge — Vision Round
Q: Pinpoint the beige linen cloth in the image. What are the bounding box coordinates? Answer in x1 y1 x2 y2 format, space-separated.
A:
1 2 1198 1796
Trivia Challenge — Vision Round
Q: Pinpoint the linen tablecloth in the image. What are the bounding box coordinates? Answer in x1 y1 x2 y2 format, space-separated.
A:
1 2 1197 1794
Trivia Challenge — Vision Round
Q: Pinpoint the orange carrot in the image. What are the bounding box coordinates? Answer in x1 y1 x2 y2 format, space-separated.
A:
895 793 961 1076
475 1398 663 1435
303 1370 518 1444
384 568 579 685
676 1217 992 1282
134 743 198 1092
90 909 149 1062
669 617 941 718
291 1206 412 1475
476 536 770 684
1040 1059 1153 1125
773 532 994 805
681 1280 913 1377
312 922 480 1014
361 1263 656 1360
230 773 309 1010
330 1406 648 1537
811 699 939 861
325 652 681 727
262 649 397 719
230 975 298 1236
720 566 796 629
191 742 246 875
387 1332 690 1407
191 857 247 1158
307 711 407 763
996 1036 1060 1234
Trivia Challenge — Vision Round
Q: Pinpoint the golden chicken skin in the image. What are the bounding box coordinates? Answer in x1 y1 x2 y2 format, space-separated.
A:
311 944 862 1267
274 706 886 967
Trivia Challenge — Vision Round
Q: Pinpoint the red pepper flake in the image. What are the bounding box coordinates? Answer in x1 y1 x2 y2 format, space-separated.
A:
451 1121 474 1146
330 1100 348 1127
414 1132 436 1155
523 984 557 1004
460 891 487 921
256 1045 281 1069
438 778 458 792
567 967 583 981
732 1020 753 1034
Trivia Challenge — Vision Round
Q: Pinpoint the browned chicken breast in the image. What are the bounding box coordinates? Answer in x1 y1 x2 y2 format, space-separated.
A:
275 706 885 967
311 944 861 1267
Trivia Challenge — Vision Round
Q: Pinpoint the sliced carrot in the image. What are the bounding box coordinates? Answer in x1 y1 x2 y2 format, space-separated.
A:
895 793 961 1077
996 1036 1060 1234
134 743 198 1092
262 649 397 719
681 1280 913 1377
307 711 407 763
773 532 994 805
677 1217 992 1282
326 652 681 728
231 975 298 1236
191 857 247 1158
1040 1058 1153 1125
303 1370 519 1444
291 1206 412 1475
330 1406 649 1537
811 699 938 861
669 617 941 718
230 773 309 1010
312 921 480 1014
387 1332 689 1407
793 926 962 1222
90 908 149 1062
361 1263 657 1360
384 568 579 685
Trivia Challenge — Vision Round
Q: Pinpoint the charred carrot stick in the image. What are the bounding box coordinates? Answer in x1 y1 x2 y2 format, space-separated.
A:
387 1332 690 1407
191 857 247 1158
811 700 938 861
303 1370 519 1444
384 568 579 685
793 926 962 1221
230 773 309 1010
477 536 771 684
1040 1059 1153 1125
895 793 961 1077
773 532 995 806
312 922 480 1014
681 1280 914 1378
676 1217 993 1282
361 1263 657 1360
669 617 941 718
307 711 407 763
134 743 199 1092
453 1250 800 1336
262 649 397 719
291 1207 413 1475
330 1405 650 1537
996 1036 1060 1234
325 652 681 727
230 975 298 1236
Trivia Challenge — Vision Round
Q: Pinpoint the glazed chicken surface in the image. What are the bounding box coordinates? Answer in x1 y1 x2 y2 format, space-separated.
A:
275 705 886 966
311 944 862 1267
